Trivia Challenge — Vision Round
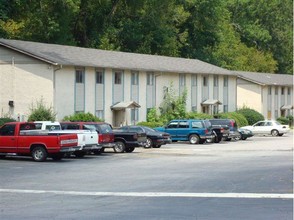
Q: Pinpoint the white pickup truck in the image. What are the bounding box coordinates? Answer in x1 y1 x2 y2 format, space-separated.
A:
34 121 101 157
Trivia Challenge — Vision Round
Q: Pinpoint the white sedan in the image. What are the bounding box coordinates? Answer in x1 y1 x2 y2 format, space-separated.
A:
241 120 289 136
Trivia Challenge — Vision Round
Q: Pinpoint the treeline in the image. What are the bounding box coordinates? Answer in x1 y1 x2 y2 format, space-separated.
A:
0 0 292 74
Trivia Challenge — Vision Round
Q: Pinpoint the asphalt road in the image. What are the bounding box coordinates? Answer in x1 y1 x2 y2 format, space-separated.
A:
0 133 293 220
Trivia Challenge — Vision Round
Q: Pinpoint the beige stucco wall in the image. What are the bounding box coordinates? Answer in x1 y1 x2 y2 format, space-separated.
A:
0 47 54 121
237 83 262 112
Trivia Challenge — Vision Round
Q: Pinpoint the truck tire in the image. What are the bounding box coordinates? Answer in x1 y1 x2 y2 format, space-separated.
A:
114 141 125 153
189 134 200 144
125 146 135 153
31 146 48 162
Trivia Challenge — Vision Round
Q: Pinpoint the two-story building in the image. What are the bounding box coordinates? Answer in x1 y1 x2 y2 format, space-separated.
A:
0 39 238 126
236 71 293 119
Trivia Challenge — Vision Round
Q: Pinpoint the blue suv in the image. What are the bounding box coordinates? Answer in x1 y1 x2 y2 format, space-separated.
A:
155 119 213 144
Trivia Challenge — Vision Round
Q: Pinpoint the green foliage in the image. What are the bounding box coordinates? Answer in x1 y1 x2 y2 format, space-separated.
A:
186 112 213 119
136 121 164 128
27 99 56 122
0 0 292 74
0 117 16 126
159 83 187 123
62 112 103 122
237 107 264 125
276 117 289 125
216 112 248 127
146 107 160 122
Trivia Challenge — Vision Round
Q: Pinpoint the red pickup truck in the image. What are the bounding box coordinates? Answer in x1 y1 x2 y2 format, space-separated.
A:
0 122 79 162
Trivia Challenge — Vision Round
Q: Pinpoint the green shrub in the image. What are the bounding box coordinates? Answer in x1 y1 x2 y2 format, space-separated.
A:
276 117 289 125
186 112 213 119
217 112 248 127
62 112 103 122
0 117 16 126
137 121 164 128
27 99 56 121
236 107 264 125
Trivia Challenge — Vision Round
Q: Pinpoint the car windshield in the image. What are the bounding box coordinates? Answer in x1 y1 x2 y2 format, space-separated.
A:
143 126 156 133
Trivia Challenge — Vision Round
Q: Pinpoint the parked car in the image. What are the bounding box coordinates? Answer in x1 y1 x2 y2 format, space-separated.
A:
238 128 254 140
60 122 116 153
0 122 79 161
208 119 230 143
34 121 101 158
112 126 147 152
241 120 289 136
155 119 213 144
116 126 171 148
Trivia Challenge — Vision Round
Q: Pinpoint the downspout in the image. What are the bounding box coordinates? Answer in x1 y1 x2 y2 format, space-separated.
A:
154 72 162 107
53 65 63 118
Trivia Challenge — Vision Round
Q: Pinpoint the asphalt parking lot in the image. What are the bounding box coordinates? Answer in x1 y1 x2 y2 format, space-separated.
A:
0 133 293 220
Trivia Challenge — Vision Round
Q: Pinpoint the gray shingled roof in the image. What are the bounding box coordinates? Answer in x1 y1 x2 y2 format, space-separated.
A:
0 38 233 75
235 71 293 86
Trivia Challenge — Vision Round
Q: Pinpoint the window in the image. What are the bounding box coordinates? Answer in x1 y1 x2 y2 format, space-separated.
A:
192 106 197 112
167 122 178 128
288 87 291 95
275 87 278 95
96 69 104 84
131 109 138 123
75 68 85 83
213 75 218 87
192 75 197 86
203 76 208 86
131 71 139 85
114 71 122 84
147 72 154 85
179 121 189 128
224 76 228 87
191 121 203 128
179 74 186 86
281 87 284 95
223 105 228 113
268 86 272 95
96 110 104 119
0 124 15 136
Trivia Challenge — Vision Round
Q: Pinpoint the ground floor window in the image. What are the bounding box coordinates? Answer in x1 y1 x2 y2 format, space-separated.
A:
96 110 104 120
223 105 228 113
131 109 138 125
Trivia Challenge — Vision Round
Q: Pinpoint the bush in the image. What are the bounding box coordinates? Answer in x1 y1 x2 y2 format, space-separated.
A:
137 121 164 128
236 107 264 125
216 112 248 127
276 117 289 125
0 117 16 126
27 99 56 121
62 112 103 122
186 112 213 119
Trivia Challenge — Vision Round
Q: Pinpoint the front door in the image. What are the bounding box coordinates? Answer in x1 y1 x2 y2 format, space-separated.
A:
0 124 17 153
113 109 126 127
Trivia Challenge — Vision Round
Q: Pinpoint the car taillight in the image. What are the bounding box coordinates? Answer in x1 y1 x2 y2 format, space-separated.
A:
205 129 208 134
220 128 224 133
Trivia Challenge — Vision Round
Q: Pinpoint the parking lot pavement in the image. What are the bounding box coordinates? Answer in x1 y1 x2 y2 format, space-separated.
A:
0 133 293 220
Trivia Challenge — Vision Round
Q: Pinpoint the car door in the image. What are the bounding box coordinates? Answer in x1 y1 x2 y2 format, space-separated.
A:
0 124 17 153
252 122 266 134
176 121 190 140
164 121 179 140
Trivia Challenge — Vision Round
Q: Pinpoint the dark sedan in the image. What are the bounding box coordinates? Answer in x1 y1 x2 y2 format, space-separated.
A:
117 126 171 148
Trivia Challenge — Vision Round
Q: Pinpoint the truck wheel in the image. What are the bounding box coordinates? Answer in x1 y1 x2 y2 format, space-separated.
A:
189 134 200 144
125 147 135 153
145 138 153 148
31 146 48 162
114 141 125 153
